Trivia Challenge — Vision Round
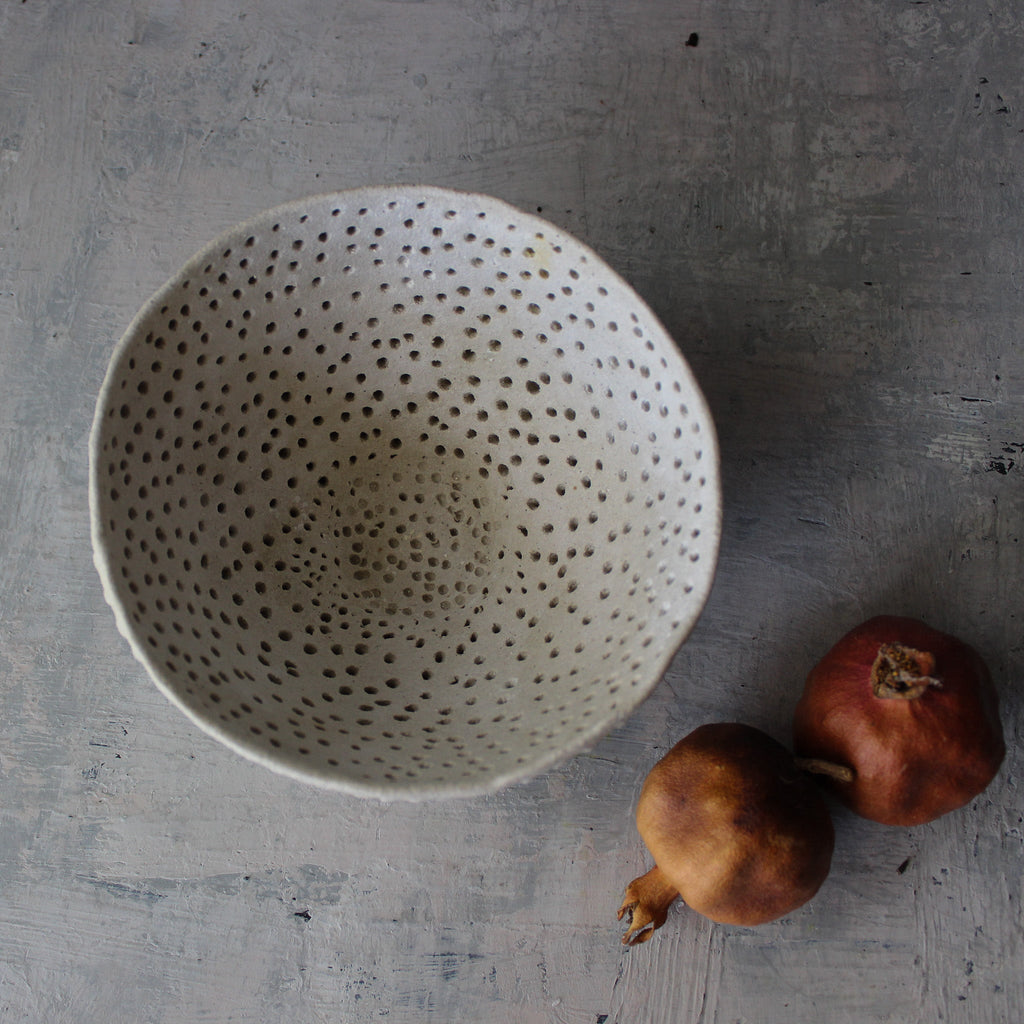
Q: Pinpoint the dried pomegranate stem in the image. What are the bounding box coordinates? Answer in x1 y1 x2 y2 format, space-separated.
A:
871 642 942 700
795 756 855 783
617 865 680 946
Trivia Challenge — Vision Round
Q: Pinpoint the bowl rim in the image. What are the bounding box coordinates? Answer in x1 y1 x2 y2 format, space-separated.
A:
88 184 722 800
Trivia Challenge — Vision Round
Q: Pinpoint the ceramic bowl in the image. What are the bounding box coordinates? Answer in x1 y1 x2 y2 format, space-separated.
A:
90 187 720 799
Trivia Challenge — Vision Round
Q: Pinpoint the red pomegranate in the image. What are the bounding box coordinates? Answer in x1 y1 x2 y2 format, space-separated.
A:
793 615 1004 826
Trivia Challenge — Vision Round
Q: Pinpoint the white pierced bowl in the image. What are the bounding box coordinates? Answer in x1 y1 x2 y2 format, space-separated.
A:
89 187 720 799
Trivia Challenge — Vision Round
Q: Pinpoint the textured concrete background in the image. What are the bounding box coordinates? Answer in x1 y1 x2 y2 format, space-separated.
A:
1 1 1022 1022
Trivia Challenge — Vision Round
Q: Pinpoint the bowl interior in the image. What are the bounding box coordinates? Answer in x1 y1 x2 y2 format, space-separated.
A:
90 188 720 798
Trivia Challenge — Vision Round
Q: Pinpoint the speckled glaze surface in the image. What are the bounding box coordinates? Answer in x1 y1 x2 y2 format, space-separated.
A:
90 187 721 798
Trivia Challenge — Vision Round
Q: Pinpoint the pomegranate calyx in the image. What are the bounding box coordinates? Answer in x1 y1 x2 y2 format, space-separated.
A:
618 865 679 946
870 642 942 700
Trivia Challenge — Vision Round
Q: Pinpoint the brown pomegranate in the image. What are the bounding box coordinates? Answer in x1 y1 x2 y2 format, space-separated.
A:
617 722 834 943
793 615 1005 826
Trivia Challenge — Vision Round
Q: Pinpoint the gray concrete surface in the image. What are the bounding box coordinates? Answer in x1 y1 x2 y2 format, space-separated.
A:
1 2 1021 1022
